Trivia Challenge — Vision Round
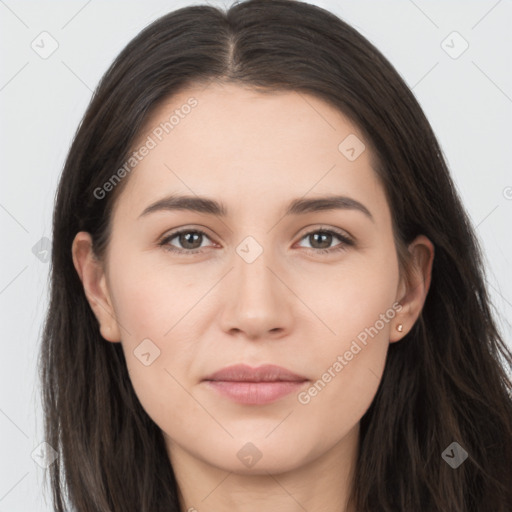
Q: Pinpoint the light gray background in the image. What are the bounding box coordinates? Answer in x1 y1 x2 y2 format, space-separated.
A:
1 0 511 510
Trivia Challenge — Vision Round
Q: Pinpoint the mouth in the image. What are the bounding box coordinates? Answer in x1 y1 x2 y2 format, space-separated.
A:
202 363 309 405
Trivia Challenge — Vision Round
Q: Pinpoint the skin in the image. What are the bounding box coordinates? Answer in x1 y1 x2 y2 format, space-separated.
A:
72 82 434 512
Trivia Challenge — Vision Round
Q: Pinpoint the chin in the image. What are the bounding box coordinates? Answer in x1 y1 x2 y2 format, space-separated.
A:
203 438 315 475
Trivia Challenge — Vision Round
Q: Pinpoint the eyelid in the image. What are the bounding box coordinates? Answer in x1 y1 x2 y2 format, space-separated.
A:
159 224 213 238
295 224 354 242
158 225 216 249
159 224 355 254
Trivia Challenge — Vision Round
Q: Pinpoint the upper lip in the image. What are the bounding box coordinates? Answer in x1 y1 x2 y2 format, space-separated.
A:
203 364 308 382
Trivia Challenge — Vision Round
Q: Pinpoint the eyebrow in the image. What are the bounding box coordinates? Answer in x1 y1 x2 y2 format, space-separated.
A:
138 194 374 222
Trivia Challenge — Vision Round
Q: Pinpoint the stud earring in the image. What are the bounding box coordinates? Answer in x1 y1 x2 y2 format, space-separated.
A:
397 324 403 332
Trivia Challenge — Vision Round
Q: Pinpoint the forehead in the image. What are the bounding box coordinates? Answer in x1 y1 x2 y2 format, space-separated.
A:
112 81 388 225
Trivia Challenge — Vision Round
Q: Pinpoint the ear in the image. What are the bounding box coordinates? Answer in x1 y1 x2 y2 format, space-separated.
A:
71 231 121 342
390 234 434 343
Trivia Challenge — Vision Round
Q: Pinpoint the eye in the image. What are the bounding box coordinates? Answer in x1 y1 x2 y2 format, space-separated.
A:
158 228 213 254
158 226 354 256
295 227 354 254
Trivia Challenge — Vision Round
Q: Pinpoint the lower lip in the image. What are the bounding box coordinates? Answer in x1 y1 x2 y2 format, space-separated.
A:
204 380 308 405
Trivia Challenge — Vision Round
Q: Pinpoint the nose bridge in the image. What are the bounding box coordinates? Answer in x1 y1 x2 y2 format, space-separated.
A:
234 234 279 305
219 233 293 337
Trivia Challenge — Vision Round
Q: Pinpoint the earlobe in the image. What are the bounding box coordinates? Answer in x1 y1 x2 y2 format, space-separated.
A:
390 234 434 343
71 231 121 343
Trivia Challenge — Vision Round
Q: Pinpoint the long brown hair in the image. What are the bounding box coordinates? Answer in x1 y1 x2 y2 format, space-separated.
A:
39 0 512 510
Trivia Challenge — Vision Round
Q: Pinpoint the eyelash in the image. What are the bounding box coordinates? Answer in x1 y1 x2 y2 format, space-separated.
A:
158 227 354 256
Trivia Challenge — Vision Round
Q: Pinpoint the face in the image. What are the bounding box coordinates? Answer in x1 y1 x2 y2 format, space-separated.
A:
74 81 432 476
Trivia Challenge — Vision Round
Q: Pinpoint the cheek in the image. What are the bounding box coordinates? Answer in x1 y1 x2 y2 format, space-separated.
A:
114 277 200 436
107 254 204 422
296 251 399 423
295 304 393 455
305 246 399 345
109 248 204 341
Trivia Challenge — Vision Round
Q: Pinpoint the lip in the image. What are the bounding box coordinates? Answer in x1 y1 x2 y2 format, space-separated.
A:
203 364 309 405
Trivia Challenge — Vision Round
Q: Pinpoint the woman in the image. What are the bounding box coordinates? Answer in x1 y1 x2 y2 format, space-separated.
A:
39 0 512 510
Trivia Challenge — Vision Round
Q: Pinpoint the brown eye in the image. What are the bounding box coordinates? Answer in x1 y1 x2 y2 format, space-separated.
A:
296 228 354 254
158 227 354 256
159 229 213 254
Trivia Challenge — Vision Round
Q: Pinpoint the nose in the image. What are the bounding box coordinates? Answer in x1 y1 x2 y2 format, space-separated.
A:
218 244 295 341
